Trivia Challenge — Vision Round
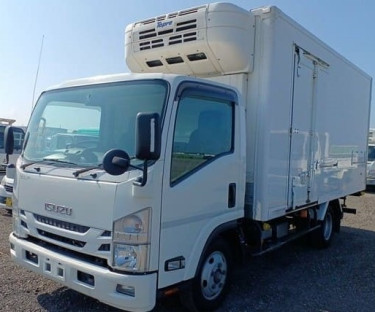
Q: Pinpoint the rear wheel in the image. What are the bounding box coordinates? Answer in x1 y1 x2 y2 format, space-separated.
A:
311 207 334 248
181 239 232 311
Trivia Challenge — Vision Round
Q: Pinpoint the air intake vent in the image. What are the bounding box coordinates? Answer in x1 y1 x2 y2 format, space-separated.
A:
98 244 110 251
37 229 86 248
4 184 13 193
34 214 90 233
135 25 197 51
176 19 196 32
101 230 112 237
137 6 203 26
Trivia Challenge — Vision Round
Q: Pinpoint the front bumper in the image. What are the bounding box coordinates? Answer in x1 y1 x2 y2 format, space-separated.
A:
9 233 157 312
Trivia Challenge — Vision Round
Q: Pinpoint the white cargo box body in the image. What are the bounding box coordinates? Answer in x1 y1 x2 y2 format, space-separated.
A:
126 4 372 222
216 6 371 221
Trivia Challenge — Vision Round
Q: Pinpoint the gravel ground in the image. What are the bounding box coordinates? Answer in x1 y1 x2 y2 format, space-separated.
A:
1 192 374 312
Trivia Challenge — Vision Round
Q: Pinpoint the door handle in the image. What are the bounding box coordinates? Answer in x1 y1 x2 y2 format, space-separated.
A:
228 183 236 208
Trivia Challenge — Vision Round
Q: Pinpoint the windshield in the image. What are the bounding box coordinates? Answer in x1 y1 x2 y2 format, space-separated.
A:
368 145 375 162
23 80 168 168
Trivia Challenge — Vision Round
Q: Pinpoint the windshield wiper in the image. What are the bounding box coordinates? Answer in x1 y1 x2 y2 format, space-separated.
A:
73 165 103 178
21 161 43 170
20 158 78 171
42 158 78 166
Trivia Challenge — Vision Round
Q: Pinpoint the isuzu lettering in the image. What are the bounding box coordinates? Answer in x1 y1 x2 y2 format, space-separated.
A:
7 3 372 311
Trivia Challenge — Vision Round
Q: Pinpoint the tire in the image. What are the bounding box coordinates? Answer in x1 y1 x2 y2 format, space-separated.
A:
311 207 334 248
181 239 232 311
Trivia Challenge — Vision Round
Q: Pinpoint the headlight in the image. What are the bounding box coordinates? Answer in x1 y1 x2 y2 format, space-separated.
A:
112 208 151 272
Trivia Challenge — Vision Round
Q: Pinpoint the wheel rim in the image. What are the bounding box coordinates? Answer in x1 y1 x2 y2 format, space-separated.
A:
323 211 333 241
200 250 227 300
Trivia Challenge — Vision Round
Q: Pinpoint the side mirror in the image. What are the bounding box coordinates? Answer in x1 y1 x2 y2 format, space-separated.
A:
102 149 130 176
4 126 14 161
136 113 161 161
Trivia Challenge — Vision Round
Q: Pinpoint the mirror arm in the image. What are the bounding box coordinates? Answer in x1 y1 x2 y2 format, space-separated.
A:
132 161 148 187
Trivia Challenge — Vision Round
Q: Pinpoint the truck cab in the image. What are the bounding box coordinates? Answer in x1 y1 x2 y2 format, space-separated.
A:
8 73 244 311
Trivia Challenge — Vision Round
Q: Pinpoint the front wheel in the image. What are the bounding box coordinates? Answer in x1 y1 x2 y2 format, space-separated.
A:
181 239 232 311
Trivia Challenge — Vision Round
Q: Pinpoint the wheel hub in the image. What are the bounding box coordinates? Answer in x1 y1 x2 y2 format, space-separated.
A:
201 251 227 300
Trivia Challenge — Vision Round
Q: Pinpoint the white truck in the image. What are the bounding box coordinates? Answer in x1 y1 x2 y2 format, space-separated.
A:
367 129 375 186
0 118 25 176
0 164 16 213
6 3 371 312
0 119 25 212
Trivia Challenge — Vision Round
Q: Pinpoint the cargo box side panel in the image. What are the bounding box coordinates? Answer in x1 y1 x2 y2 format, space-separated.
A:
250 7 371 221
313 57 371 201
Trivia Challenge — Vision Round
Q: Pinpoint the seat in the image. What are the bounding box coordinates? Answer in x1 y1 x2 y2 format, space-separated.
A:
188 110 227 155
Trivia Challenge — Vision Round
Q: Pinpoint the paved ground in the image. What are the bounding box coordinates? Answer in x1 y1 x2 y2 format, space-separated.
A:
0 192 374 311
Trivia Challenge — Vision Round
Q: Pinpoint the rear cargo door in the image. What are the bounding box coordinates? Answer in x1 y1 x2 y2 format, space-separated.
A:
288 47 319 208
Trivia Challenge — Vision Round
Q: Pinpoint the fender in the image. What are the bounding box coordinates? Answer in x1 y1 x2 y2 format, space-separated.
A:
316 202 329 221
316 199 342 223
183 219 239 281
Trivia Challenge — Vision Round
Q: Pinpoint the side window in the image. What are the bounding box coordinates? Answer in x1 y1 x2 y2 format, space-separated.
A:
171 94 233 184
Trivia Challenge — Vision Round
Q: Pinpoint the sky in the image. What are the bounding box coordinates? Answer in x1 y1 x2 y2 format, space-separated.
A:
0 0 374 127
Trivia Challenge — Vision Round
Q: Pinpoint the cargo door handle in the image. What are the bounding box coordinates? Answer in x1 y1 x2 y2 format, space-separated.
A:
228 183 236 208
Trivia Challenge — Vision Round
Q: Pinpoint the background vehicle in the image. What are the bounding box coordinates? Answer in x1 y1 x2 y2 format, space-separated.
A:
0 164 15 213
6 3 372 312
367 129 375 186
0 118 25 176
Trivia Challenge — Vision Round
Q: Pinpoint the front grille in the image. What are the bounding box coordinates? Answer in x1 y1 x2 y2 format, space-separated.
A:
37 229 86 248
34 214 90 233
4 185 13 193
98 244 110 251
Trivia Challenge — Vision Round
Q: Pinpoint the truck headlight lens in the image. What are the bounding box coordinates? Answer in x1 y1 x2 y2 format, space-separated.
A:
113 244 149 271
112 208 151 272
114 244 137 267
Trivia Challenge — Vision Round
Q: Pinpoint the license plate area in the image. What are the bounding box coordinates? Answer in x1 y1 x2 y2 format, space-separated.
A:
23 249 66 281
43 257 65 280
